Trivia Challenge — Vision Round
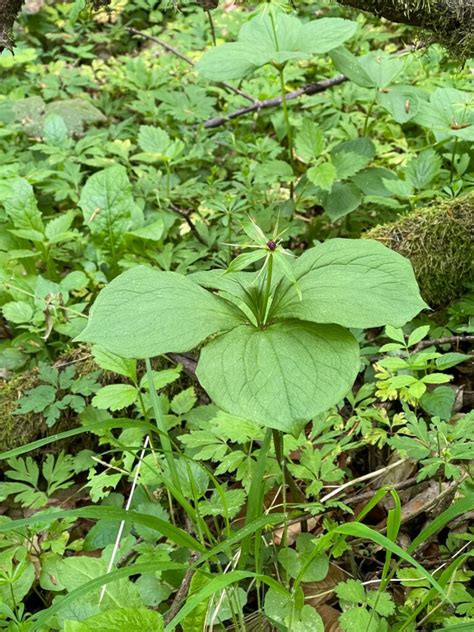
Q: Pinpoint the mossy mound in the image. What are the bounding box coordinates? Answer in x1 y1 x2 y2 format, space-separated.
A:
340 0 474 59
0 348 99 458
365 193 474 307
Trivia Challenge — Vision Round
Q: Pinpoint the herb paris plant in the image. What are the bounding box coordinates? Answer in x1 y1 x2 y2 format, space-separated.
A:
77 236 426 435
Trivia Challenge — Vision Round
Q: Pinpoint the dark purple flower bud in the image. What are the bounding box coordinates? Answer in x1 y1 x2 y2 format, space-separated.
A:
267 240 277 251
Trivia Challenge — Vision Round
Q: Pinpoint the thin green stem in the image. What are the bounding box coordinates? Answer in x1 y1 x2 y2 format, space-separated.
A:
238 427 272 570
450 137 458 185
363 92 377 136
145 357 179 489
262 253 273 325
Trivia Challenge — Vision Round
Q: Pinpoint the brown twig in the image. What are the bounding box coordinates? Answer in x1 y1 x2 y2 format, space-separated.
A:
164 551 200 624
168 352 197 376
343 476 419 506
127 26 256 104
414 334 474 353
169 202 209 247
203 74 347 129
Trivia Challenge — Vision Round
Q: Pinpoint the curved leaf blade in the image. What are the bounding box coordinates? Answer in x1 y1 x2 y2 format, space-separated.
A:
277 239 427 328
76 266 240 358
196 320 359 433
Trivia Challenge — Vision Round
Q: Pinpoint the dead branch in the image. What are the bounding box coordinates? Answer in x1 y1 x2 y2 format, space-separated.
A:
414 334 474 353
203 74 347 129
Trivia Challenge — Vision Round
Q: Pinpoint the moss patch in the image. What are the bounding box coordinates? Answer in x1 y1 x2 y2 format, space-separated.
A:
0 347 99 458
365 193 474 307
340 0 474 59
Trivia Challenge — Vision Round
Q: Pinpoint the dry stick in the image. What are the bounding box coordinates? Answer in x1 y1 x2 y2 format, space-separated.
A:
164 551 200 624
127 26 256 104
414 334 474 353
169 202 209 247
203 74 347 129
320 457 408 503
168 352 197 376
280 475 419 533
343 475 419 506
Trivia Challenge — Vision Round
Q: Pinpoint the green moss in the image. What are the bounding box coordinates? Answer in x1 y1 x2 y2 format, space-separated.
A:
0 0 24 51
365 193 474 307
0 369 45 453
0 348 100 458
340 0 474 58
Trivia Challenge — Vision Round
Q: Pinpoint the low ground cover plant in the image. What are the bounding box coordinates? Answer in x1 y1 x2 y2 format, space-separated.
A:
0 0 473 630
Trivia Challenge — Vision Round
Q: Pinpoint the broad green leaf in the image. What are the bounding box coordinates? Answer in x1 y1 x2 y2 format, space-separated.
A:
421 373 451 384
76 266 240 358
78 165 139 235
385 325 405 344
407 325 430 347
299 17 357 55
171 387 197 415
412 87 474 141
329 46 374 88
0 560 35 608
420 386 455 421
332 151 370 180
255 159 293 182
196 320 359 434
196 42 270 81
64 608 164 632
377 85 422 123
294 120 325 163
227 249 268 273
139 367 181 391
92 385 138 411
323 182 362 220
383 177 414 199
307 162 337 192
197 12 355 82
435 352 471 370
0 177 44 233
277 239 427 328
91 346 137 380
351 167 396 197
45 211 75 243
127 219 164 241
404 149 441 190
43 113 68 145
137 126 171 154
2 300 34 324
359 51 404 89
332 137 375 162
